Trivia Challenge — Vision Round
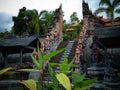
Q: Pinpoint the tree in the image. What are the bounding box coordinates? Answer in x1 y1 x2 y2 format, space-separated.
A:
94 0 120 26
39 10 54 35
26 9 40 34
70 12 79 24
12 7 27 35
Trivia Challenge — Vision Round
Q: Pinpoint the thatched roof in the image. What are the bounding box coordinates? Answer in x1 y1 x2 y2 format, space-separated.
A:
0 35 40 54
95 26 120 48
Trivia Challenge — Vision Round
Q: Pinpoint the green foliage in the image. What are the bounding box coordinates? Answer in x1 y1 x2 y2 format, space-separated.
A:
0 46 97 90
39 10 55 35
31 46 65 72
56 73 71 90
79 77 97 87
21 79 37 90
12 7 55 36
31 55 42 70
12 7 27 35
37 44 43 70
0 32 5 39
73 74 85 84
94 0 120 26
60 57 74 74
74 84 94 90
17 69 40 72
70 12 79 24
37 79 42 90
63 34 70 41
49 62 58 67
43 48 65 60
0 67 14 75
73 74 97 90
48 63 59 90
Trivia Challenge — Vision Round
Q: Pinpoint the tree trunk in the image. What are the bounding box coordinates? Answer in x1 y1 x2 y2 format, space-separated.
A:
111 11 114 26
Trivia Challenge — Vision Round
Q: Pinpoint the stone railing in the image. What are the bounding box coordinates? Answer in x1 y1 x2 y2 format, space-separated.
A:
74 27 88 74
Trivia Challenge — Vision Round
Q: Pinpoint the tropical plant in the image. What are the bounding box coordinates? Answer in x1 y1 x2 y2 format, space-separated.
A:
59 57 74 74
12 7 40 35
30 45 65 90
0 46 65 90
39 10 55 35
0 46 97 90
71 23 82 39
12 7 55 36
45 57 97 90
12 7 27 35
94 0 120 26
72 74 97 90
70 12 80 24
26 9 40 34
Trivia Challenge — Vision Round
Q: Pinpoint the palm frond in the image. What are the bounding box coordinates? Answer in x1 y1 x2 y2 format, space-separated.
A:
39 10 48 18
113 0 120 8
115 8 120 14
99 0 111 7
94 7 107 15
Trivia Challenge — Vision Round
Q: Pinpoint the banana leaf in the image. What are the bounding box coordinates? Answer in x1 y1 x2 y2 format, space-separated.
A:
73 74 85 84
48 63 59 89
37 79 42 90
74 84 94 90
0 67 14 75
56 73 71 90
31 54 41 70
79 77 97 87
37 45 43 69
43 48 65 60
49 62 58 67
17 69 41 72
21 79 37 90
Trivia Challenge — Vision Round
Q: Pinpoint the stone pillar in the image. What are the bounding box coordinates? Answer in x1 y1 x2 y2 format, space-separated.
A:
4 52 8 66
20 49 23 63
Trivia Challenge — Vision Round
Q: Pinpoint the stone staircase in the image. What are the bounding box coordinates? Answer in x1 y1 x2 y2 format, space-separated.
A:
43 40 77 83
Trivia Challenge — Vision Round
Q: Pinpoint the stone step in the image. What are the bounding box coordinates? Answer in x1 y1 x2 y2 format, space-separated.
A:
69 41 74 43
66 48 72 51
91 82 107 90
88 71 104 75
63 52 70 55
44 77 52 81
67 43 74 45
88 67 105 71
61 55 68 58
60 57 64 61
55 70 60 73
64 50 71 53
60 60 64 63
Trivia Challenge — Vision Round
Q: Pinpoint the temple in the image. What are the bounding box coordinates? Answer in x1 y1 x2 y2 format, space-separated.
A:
82 0 120 29
82 0 120 89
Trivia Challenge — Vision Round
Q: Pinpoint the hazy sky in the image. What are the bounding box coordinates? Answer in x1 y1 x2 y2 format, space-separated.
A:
0 0 117 31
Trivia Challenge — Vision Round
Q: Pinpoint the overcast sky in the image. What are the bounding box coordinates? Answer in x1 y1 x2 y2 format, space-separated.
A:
0 0 118 32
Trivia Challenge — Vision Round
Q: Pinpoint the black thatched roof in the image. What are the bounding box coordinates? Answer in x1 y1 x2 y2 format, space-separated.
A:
95 26 120 39
0 35 38 47
95 26 120 48
0 35 40 54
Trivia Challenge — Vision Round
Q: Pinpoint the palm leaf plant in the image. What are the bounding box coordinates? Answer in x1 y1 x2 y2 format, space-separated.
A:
47 63 59 90
73 74 97 90
30 45 65 89
0 47 97 90
0 46 65 90
59 57 75 74
94 0 120 26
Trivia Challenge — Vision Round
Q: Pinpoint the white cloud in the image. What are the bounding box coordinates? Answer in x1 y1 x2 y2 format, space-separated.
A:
0 0 83 21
